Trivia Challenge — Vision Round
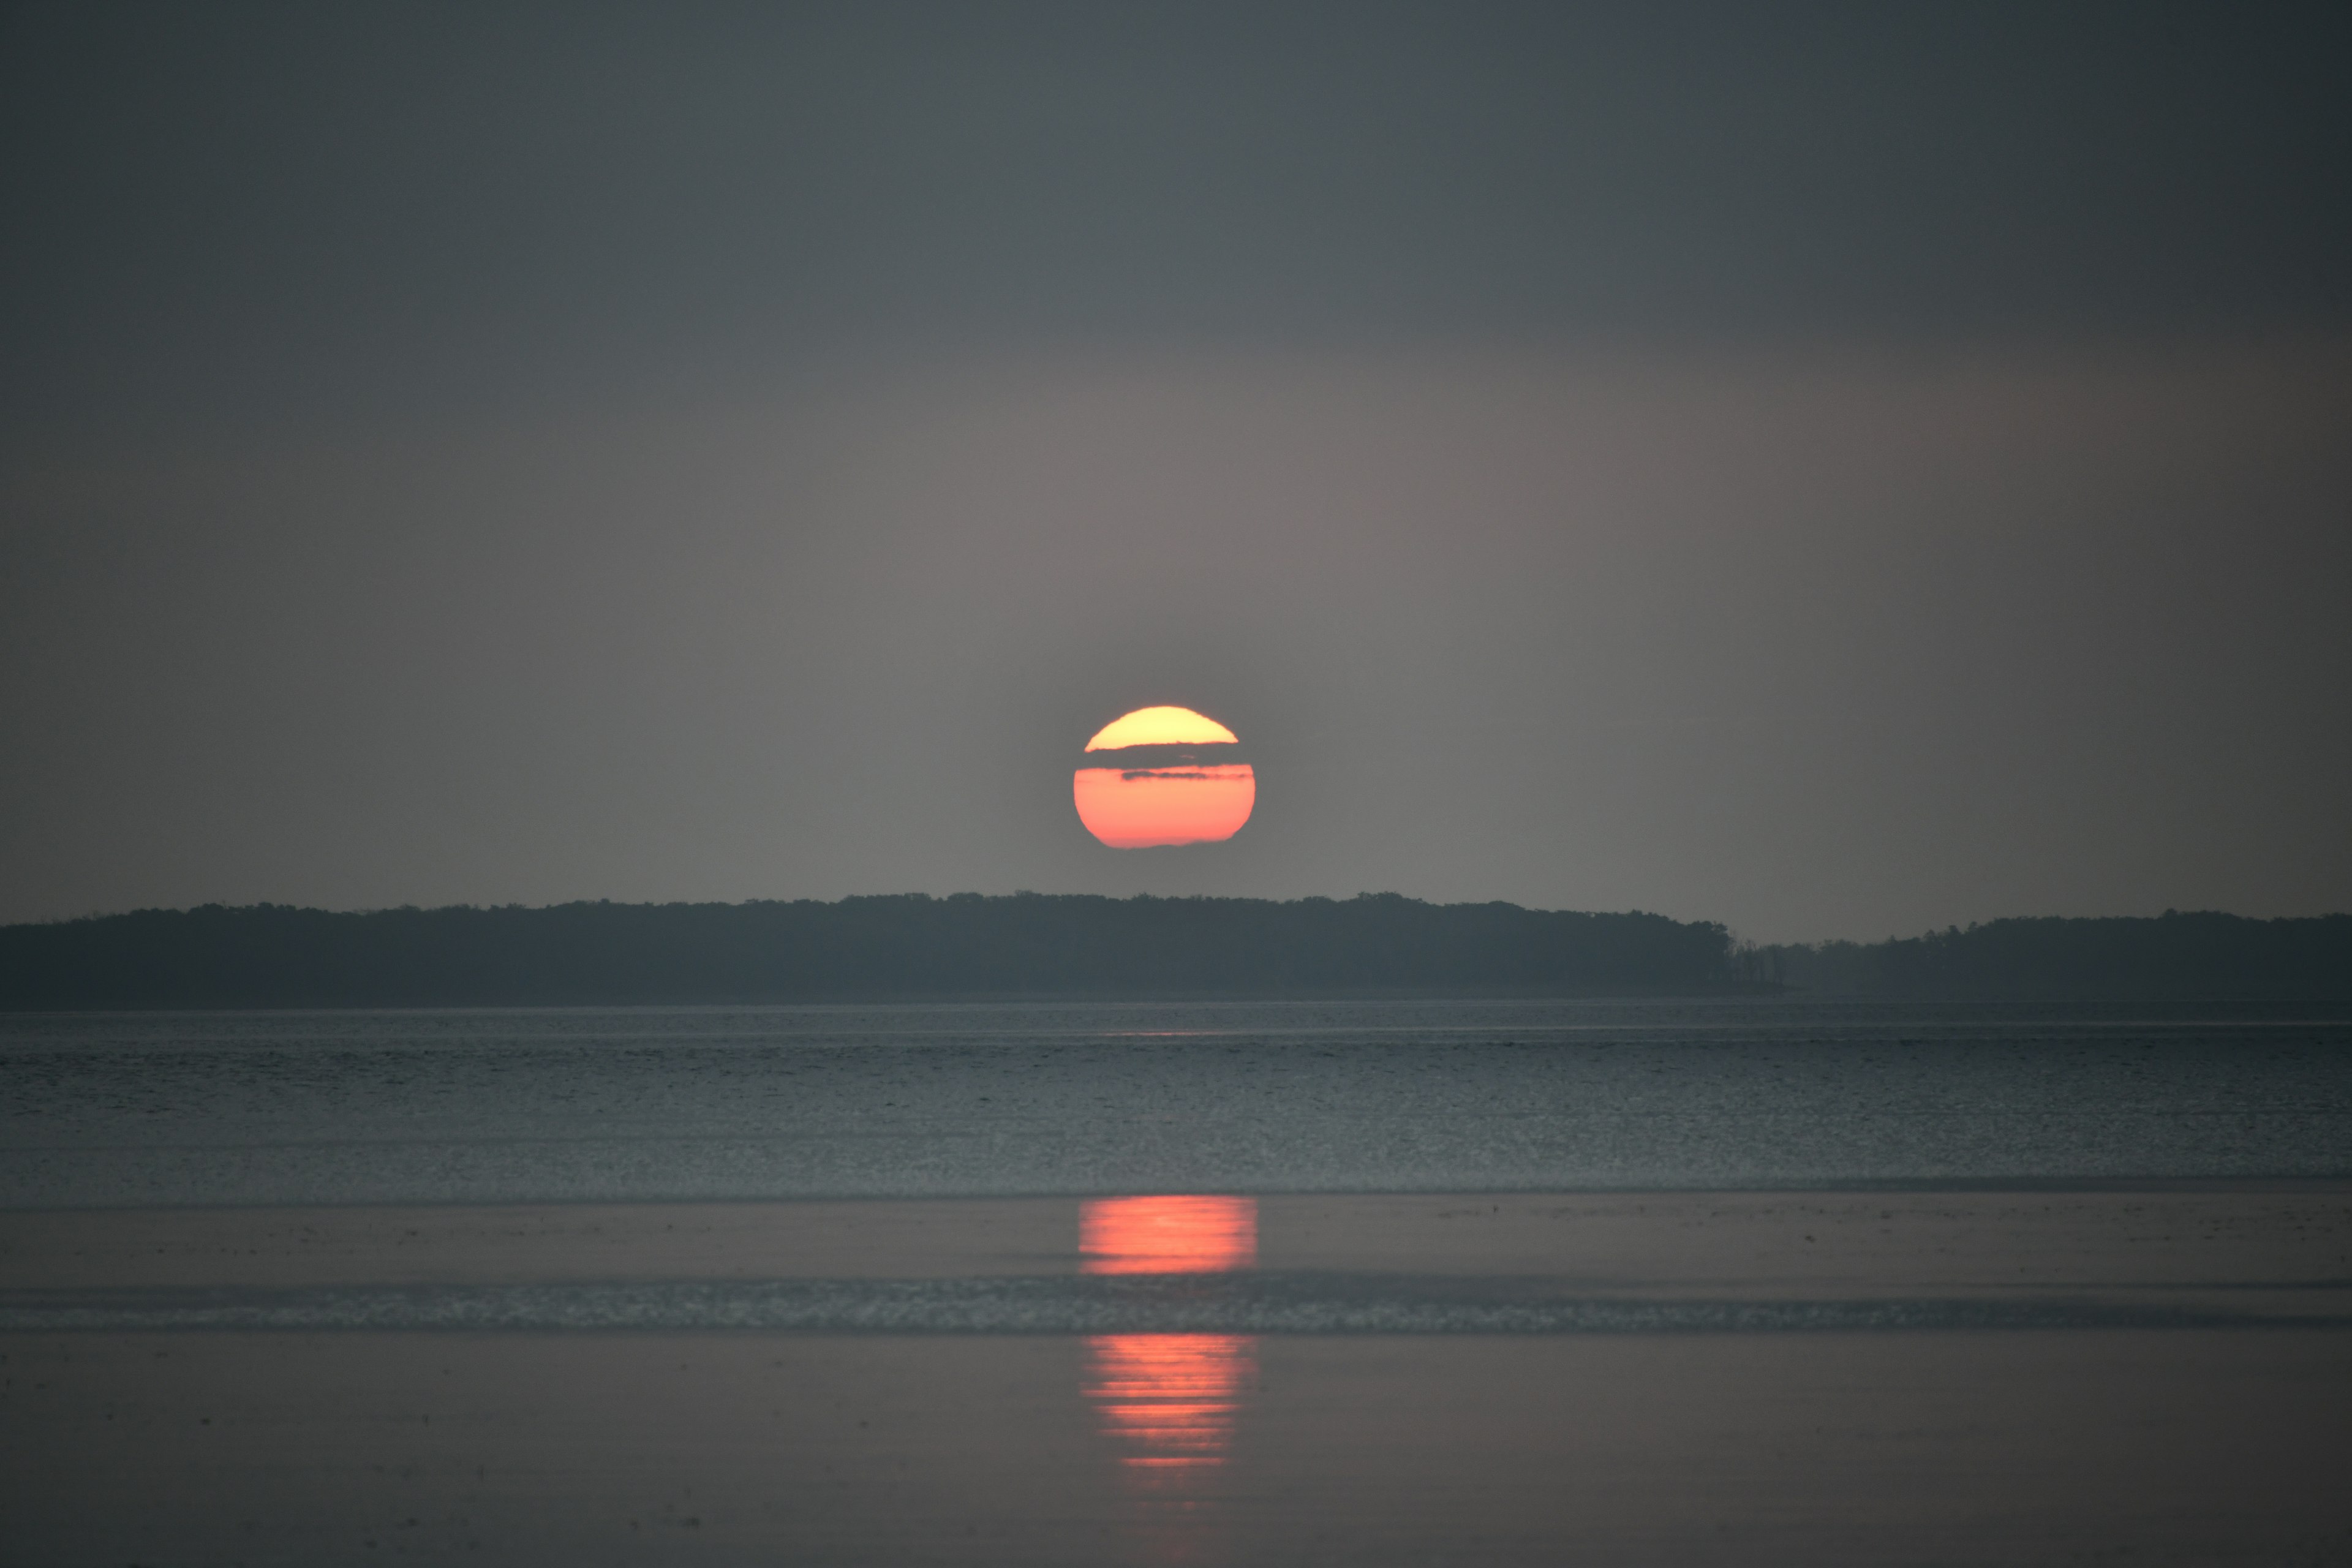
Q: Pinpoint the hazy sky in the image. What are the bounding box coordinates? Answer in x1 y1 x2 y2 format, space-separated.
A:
4 2 2348 941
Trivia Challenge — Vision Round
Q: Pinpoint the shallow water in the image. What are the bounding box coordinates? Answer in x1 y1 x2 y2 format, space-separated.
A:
7 1189 2351 1565
7 1014 2351 1567
5 998 2348 1207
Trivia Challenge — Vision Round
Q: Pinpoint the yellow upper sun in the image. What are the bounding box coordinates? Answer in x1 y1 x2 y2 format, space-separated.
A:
1084 705 1238 752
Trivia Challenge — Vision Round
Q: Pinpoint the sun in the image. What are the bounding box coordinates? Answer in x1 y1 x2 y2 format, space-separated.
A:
1083 706 1239 751
1073 706 1256 849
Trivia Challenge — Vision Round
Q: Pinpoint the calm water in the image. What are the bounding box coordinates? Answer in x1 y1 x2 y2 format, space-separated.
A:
5 998 2348 1207
8 1008 2352 1564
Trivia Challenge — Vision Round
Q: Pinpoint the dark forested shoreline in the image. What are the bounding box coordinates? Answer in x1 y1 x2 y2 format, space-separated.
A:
0 894 1734 1009
0 897 2345 1011
1763 911 2352 1001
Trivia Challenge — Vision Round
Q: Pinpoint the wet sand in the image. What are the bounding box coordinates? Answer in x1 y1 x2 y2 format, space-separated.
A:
4 1188 2350 1564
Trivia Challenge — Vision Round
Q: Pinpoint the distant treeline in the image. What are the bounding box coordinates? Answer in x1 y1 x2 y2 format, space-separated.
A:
0 894 1738 1009
5 899 2343 1011
1755 912 2352 999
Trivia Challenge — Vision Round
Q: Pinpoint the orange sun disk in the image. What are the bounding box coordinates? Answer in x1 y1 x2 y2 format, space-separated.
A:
1073 706 1256 849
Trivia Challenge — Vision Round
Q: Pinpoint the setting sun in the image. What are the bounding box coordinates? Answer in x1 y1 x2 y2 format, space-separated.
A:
1084 706 1240 751
1074 706 1256 849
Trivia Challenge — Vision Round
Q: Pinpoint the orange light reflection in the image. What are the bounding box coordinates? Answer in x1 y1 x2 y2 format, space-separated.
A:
1080 1193 1259 1545
1085 1334 1257 1479
1082 1195 1257 1275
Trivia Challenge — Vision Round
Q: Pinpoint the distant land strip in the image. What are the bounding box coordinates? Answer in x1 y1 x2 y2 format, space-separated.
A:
0 895 2346 1010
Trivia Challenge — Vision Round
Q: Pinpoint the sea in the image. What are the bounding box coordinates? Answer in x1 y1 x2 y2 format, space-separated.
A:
9 998 2352 1564
6 997 2348 1210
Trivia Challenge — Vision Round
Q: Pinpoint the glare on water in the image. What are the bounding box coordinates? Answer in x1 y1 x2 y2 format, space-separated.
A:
1082 1194 1261 1557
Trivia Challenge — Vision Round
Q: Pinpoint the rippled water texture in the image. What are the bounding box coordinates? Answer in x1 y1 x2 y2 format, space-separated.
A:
4 999 2349 1207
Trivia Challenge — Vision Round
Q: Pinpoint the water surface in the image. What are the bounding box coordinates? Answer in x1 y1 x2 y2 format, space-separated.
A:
5 998 2347 1206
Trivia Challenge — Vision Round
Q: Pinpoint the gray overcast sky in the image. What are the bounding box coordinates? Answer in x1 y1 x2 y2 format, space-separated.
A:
4 2 2348 941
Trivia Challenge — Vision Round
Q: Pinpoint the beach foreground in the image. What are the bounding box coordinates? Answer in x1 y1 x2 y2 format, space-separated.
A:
5 1188 2348 1565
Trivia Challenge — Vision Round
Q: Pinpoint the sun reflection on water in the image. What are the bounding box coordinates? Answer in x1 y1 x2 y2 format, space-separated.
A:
1080 1195 1259 1556
1085 1333 1257 1477
1082 1194 1257 1277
